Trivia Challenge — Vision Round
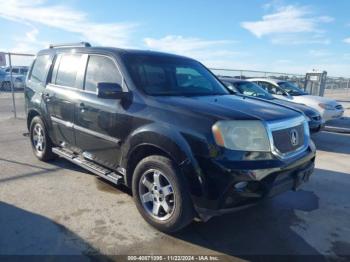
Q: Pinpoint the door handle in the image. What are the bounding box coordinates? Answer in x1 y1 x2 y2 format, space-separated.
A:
42 92 52 101
79 103 87 112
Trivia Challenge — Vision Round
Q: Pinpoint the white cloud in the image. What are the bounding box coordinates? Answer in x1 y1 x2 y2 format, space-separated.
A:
144 35 235 55
0 0 138 51
308 49 332 57
344 38 350 44
241 5 333 44
143 35 243 67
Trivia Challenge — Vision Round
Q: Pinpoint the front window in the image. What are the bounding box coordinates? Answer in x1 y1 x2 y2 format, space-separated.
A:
278 81 307 96
123 54 229 96
232 81 274 100
84 55 122 92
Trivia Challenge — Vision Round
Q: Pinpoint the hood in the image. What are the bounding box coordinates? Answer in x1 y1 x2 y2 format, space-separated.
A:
154 95 301 122
302 95 339 106
271 99 319 116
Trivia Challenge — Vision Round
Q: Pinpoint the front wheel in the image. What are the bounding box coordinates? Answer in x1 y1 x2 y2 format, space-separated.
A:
132 155 195 233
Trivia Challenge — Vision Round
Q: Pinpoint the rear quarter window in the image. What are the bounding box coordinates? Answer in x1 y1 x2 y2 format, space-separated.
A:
29 55 51 84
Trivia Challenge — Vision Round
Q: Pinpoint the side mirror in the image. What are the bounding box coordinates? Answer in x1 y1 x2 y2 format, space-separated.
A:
97 82 126 99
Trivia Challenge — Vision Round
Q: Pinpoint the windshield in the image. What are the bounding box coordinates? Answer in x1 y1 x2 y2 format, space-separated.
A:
231 81 274 100
123 54 229 96
278 81 307 96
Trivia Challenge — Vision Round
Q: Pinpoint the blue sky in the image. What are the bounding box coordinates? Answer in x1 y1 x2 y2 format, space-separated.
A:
0 0 349 76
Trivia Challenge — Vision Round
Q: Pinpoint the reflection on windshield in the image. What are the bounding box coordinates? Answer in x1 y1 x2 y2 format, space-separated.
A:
278 81 307 96
123 54 229 96
234 82 274 100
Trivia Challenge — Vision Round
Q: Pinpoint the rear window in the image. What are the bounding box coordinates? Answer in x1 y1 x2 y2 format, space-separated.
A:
29 55 51 84
55 54 82 87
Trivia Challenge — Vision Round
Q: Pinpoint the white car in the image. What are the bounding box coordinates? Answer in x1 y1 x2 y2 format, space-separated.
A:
248 78 344 122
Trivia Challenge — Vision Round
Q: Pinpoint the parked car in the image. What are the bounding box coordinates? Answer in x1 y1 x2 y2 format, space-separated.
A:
0 69 6 89
247 78 344 122
219 77 324 133
25 43 316 232
1 66 29 90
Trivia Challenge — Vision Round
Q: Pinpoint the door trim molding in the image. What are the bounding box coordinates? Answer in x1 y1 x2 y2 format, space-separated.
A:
51 116 120 144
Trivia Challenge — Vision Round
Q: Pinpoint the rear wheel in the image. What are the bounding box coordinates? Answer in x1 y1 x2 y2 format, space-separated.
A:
29 116 56 161
132 155 195 233
2 81 11 91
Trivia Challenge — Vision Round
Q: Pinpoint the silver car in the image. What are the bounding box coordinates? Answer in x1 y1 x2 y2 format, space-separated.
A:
1 66 29 91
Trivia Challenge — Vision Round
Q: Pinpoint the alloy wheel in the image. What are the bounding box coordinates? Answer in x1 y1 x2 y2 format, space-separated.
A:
138 169 175 221
32 123 45 153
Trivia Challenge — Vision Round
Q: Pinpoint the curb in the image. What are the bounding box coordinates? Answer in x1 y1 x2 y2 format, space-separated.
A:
324 126 350 134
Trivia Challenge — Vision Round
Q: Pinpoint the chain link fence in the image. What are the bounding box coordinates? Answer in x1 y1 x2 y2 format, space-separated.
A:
210 68 350 98
0 52 35 120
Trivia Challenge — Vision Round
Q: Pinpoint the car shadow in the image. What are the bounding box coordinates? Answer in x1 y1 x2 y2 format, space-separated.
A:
172 189 326 260
0 201 111 259
312 131 350 154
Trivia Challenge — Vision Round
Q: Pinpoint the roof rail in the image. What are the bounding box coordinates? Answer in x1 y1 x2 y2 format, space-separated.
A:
49 42 91 49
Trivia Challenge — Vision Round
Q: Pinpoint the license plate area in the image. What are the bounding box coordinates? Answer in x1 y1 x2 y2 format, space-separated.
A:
293 162 315 190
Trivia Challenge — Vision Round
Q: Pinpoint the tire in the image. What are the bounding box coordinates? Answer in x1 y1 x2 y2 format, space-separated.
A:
132 155 195 233
29 116 56 161
1 81 11 91
3 81 11 91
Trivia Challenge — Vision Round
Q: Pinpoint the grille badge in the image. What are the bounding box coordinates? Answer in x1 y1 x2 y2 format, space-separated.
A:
290 129 299 146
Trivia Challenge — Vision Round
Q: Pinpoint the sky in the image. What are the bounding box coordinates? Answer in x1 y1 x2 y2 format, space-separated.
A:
0 0 349 77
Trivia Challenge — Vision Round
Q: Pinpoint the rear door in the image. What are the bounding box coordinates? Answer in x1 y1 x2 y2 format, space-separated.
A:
74 54 125 169
44 53 86 148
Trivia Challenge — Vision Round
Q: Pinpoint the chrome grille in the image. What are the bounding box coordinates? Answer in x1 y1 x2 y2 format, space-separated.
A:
272 124 305 154
266 116 308 159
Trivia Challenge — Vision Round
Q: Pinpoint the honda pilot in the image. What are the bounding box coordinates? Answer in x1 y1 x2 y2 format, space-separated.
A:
25 42 316 232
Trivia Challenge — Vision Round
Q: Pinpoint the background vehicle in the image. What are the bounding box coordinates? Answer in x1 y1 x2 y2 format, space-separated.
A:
1 66 29 91
248 78 344 122
25 43 316 232
219 77 324 132
0 69 6 89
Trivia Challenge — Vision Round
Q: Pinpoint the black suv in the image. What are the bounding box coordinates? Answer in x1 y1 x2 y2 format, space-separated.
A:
25 42 316 232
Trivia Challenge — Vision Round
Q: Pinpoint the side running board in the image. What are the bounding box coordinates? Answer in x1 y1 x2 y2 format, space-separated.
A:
52 147 123 185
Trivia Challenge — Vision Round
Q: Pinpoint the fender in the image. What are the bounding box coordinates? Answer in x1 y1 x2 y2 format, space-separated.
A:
121 123 208 198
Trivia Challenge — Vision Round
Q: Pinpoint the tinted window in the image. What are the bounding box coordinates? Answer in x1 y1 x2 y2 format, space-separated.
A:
30 55 50 84
20 68 28 75
257 81 285 95
12 68 19 74
55 54 82 87
123 54 228 96
233 81 273 99
278 81 306 96
84 55 122 92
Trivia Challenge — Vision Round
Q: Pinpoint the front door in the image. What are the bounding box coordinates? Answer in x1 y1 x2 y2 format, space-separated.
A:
74 54 125 169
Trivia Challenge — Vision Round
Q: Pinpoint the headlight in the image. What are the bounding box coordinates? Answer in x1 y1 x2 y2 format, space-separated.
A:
212 120 271 151
319 103 334 110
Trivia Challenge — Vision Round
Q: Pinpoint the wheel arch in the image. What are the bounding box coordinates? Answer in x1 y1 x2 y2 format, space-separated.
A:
27 109 41 130
122 125 205 197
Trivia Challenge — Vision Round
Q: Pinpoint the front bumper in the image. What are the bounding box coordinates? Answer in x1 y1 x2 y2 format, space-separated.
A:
322 108 344 122
309 119 325 133
191 145 316 221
